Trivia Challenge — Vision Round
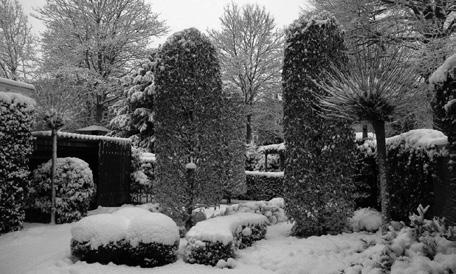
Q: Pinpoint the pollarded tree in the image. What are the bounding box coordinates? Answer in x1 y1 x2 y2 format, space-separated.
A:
154 28 224 229
282 12 358 237
319 46 419 226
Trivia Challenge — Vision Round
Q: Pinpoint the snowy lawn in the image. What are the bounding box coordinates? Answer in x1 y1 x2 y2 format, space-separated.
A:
0 216 380 274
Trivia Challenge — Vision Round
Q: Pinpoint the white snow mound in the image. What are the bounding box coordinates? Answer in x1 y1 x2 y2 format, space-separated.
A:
350 208 382 232
186 213 268 245
126 212 179 246
0 91 35 111
429 53 456 88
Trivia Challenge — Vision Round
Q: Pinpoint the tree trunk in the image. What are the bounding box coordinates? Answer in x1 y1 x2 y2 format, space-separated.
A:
372 120 391 228
95 103 104 123
50 129 57 225
362 124 368 139
246 114 252 144
185 166 196 231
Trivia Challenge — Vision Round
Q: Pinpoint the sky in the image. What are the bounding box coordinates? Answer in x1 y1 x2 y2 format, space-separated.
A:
19 0 313 46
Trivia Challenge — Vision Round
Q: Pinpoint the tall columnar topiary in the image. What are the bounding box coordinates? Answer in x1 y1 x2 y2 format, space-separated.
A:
430 53 456 224
282 13 357 236
0 92 35 234
154 28 224 228
220 85 246 203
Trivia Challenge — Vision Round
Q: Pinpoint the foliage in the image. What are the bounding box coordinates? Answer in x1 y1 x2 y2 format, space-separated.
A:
37 0 167 122
209 3 283 143
356 134 447 222
28 157 95 224
154 28 225 226
253 97 284 145
239 172 284 201
282 12 357 236
109 55 157 150
0 92 35 234
220 87 246 200
71 239 178 267
0 0 36 80
129 147 154 197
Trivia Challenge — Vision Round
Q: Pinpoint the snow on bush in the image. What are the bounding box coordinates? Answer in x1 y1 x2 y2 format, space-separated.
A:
344 205 456 273
350 208 382 232
130 147 154 198
429 53 456 89
184 213 268 265
71 207 179 267
0 92 35 234
224 198 288 224
28 157 95 224
356 129 448 221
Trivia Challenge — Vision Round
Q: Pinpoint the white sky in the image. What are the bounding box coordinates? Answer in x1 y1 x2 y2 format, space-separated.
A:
19 0 313 46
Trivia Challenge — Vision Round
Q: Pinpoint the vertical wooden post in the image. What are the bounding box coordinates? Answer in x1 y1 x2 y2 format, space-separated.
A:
50 128 57 224
362 124 368 140
265 152 268 172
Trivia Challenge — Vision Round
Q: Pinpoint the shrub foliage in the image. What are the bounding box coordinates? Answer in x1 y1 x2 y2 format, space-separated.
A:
0 92 35 234
240 172 284 201
282 13 357 236
29 157 95 223
154 28 225 225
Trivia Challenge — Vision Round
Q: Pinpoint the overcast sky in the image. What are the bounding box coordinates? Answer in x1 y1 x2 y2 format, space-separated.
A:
19 0 313 45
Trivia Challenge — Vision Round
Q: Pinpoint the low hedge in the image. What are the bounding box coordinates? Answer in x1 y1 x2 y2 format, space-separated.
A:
71 208 179 267
356 129 448 221
240 171 284 201
184 213 268 265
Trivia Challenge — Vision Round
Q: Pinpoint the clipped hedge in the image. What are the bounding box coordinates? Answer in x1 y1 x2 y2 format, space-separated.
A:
184 213 268 265
240 171 284 201
71 208 179 267
0 92 35 234
28 157 95 223
356 129 448 221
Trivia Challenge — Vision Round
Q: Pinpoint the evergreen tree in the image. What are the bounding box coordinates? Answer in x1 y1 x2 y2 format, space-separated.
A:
282 12 357 236
154 28 224 228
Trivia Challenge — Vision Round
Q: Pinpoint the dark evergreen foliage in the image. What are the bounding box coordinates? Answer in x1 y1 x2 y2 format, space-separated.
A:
154 28 225 226
282 13 357 236
239 172 284 201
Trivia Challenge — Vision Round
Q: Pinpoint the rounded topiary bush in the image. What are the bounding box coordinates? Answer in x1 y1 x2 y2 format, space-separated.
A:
29 157 95 223
0 92 35 234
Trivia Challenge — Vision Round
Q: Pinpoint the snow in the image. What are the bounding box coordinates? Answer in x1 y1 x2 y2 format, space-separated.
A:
185 162 197 169
355 131 375 141
139 152 156 163
350 208 382 232
186 213 268 245
0 91 36 111
72 207 179 248
245 171 284 177
429 53 456 88
258 143 285 153
32 130 131 144
444 99 456 114
0 78 35 91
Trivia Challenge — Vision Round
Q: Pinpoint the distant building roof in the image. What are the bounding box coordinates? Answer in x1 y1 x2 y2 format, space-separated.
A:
0 77 35 94
33 131 131 144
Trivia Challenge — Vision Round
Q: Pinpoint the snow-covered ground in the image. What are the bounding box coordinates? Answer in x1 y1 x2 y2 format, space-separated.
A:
0 216 380 274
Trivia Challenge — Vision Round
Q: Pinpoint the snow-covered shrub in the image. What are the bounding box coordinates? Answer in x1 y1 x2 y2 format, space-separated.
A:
430 53 456 224
350 208 382 232
357 129 448 221
28 157 95 223
184 213 268 265
154 28 225 227
245 143 261 171
0 92 35 234
71 207 179 267
347 205 456 273
223 198 288 224
239 171 284 201
282 12 357 237
130 147 154 200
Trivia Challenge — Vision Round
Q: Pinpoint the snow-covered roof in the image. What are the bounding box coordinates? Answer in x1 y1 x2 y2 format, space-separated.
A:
429 53 456 88
32 131 131 144
245 171 284 178
258 143 285 154
0 77 35 93
0 91 36 112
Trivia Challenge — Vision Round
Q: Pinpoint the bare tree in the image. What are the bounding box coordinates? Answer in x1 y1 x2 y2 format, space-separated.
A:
36 0 168 122
318 46 419 227
0 0 36 80
209 3 283 143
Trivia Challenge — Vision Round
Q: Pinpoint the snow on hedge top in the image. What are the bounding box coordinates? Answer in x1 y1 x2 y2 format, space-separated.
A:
429 53 456 88
33 130 130 144
71 208 179 248
245 171 284 177
186 213 268 245
258 143 285 153
139 152 156 163
361 129 447 156
0 91 35 112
